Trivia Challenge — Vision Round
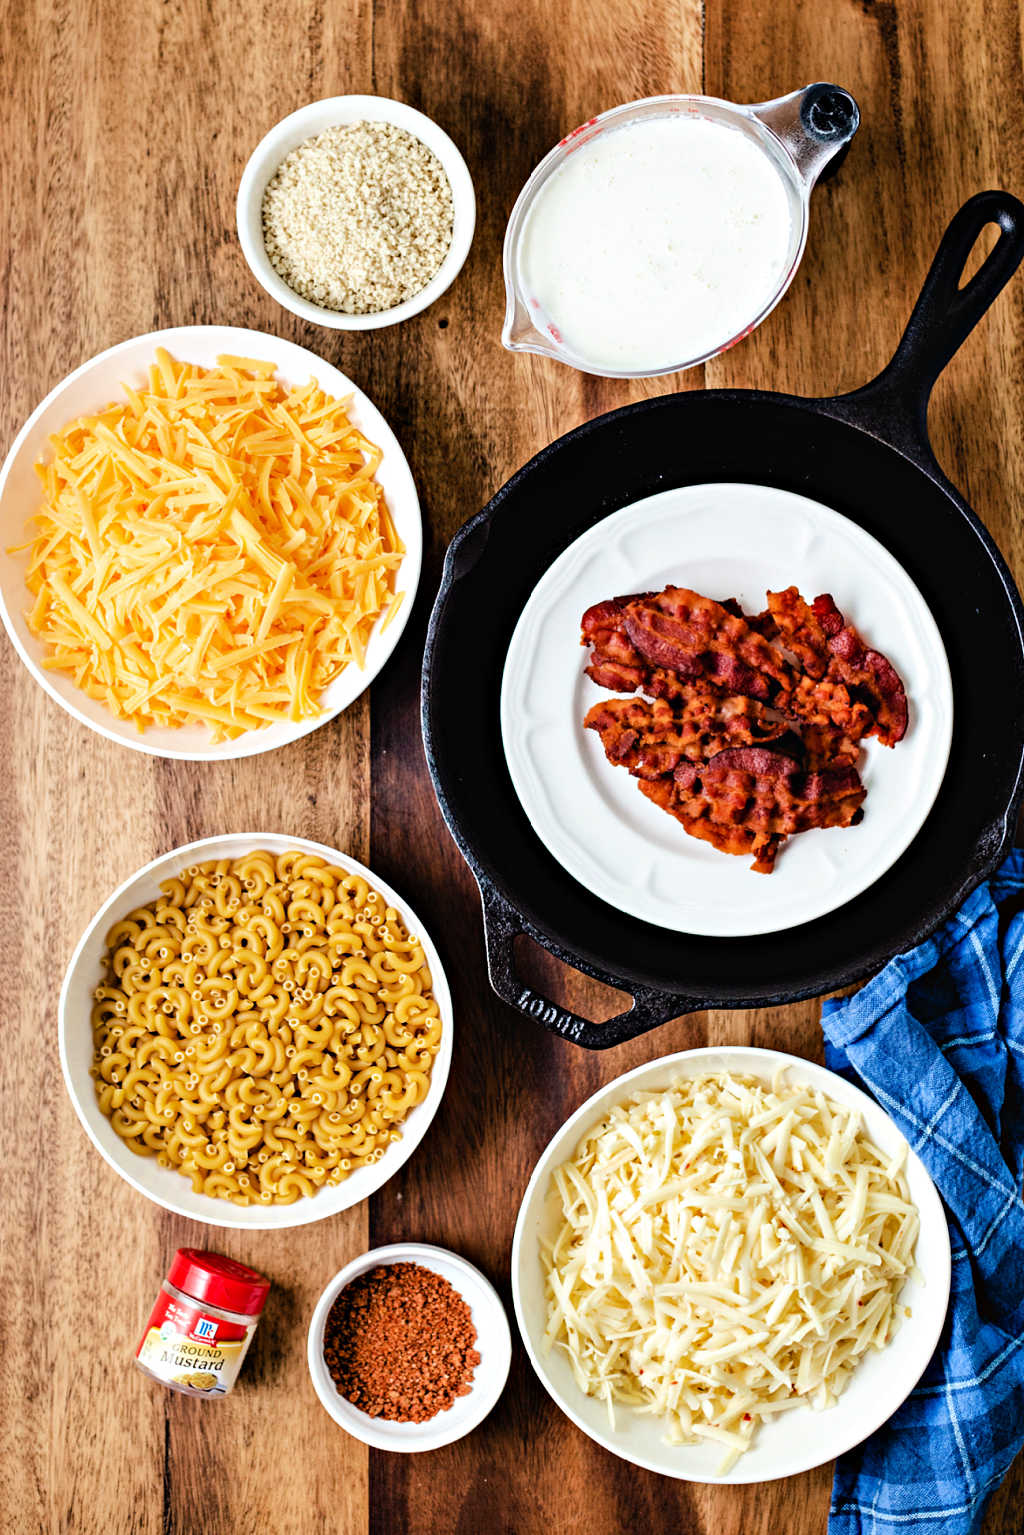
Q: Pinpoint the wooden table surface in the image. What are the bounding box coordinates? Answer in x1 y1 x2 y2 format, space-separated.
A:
2 0 1022 1531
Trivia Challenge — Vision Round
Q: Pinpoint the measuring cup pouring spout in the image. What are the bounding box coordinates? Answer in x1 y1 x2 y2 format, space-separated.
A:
503 292 562 362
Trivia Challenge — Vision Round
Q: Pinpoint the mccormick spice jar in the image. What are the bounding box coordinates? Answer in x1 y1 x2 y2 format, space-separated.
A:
135 1249 270 1397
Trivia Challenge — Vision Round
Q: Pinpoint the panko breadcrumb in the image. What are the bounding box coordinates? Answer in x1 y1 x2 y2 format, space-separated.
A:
262 120 454 314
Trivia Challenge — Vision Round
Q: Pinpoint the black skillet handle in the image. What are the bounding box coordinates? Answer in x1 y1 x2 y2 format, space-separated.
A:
478 878 701 1050
836 191 1024 462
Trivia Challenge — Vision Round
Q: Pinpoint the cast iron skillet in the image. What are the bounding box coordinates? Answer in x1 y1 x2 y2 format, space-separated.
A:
422 191 1024 1049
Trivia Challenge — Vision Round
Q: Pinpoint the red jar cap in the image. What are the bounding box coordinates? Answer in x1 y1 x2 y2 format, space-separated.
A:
167 1249 270 1316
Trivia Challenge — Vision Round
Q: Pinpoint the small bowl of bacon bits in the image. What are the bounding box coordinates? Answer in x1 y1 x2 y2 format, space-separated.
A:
308 1243 512 1451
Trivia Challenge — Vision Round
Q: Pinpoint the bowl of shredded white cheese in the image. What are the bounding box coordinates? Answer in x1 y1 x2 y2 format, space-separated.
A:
511 1045 950 1483
237 95 475 329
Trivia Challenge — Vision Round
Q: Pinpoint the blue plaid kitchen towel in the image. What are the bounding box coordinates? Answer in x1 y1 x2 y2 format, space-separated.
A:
821 849 1024 1535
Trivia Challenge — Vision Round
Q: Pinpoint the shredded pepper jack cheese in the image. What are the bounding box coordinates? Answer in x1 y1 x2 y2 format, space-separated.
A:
543 1073 919 1471
18 349 405 740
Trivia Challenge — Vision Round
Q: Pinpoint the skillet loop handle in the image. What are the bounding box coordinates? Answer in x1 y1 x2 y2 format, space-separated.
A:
874 191 1024 416
478 881 698 1050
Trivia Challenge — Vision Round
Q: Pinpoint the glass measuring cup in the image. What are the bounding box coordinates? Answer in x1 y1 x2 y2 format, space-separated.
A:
501 83 860 379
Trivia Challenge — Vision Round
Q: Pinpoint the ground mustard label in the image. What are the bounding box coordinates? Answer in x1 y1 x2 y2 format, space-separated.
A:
136 1288 255 1396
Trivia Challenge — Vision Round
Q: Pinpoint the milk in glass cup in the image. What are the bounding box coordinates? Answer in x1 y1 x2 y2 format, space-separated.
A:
501 84 859 379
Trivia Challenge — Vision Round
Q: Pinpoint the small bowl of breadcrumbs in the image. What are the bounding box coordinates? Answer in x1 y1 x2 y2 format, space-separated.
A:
237 96 476 330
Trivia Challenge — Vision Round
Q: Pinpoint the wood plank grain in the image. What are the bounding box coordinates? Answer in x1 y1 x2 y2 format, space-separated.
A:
706 11 1024 1528
363 2 711 1529
0 3 373 1533
1 0 1022 1530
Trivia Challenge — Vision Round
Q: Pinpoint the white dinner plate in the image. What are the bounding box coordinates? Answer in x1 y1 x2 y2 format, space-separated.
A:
0 326 421 759
500 482 954 937
512 1046 951 1485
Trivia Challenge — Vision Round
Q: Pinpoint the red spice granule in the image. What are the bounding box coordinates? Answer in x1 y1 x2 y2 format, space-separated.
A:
322 1262 481 1423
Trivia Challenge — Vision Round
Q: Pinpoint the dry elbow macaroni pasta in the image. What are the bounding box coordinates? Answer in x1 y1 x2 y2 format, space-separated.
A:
90 851 442 1205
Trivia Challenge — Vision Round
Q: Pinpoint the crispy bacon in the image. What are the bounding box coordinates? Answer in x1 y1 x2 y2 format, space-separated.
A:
643 747 866 873
580 596 650 694
582 590 791 705
800 721 861 771
811 594 908 746
757 586 833 678
584 690 790 777
580 579 907 871
622 586 792 697
639 775 784 873
785 672 874 742
692 747 866 832
581 594 697 701
757 588 908 746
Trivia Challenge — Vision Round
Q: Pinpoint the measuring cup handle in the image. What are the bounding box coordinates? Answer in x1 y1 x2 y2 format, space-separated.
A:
748 83 861 188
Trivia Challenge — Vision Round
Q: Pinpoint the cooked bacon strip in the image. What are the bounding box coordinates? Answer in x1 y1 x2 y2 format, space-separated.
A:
622 586 792 699
582 590 790 704
640 775 783 873
586 694 866 872
758 586 833 678
580 580 904 872
584 690 789 778
757 588 908 746
754 588 870 740
651 747 866 873
692 747 866 831
580 596 652 694
811 594 908 746
800 721 861 771
785 672 874 743
581 594 701 700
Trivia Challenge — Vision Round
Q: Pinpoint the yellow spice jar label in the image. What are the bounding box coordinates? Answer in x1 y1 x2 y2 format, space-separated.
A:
137 1327 250 1394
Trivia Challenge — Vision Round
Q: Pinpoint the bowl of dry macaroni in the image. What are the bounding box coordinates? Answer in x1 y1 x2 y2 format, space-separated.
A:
0 325 421 758
59 834 453 1229
511 1046 950 1484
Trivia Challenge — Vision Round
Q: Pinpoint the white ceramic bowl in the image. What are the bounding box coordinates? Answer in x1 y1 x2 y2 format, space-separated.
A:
59 834 453 1230
0 325 421 759
512 1046 951 1484
308 1243 512 1450
237 95 476 329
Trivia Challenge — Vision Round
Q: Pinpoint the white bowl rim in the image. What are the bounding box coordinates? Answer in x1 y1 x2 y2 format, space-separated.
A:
511 1043 951 1484
307 1241 513 1450
58 833 453 1229
0 324 422 759
236 94 477 330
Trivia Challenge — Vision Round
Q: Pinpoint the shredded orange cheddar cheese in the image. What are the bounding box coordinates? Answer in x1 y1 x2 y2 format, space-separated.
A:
19 349 404 740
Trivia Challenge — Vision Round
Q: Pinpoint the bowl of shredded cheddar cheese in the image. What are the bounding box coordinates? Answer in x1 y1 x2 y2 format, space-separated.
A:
0 326 420 757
